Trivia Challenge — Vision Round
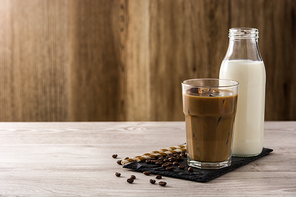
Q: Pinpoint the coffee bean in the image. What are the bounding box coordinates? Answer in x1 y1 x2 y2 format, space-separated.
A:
166 154 173 158
127 178 134 183
173 161 179 166
188 167 194 172
163 158 169 162
115 172 121 177
165 166 174 171
150 179 156 184
159 181 167 186
112 154 118 158
177 156 184 161
155 161 163 165
168 157 175 162
130 175 136 179
178 165 185 169
145 159 151 164
125 157 129 160
117 160 122 165
155 175 162 179
162 163 169 168
143 171 151 175
162 162 173 168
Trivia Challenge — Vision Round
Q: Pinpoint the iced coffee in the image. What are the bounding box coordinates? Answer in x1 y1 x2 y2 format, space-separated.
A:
182 79 238 169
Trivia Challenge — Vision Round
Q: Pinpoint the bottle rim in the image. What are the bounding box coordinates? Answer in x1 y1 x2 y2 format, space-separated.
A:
229 27 259 39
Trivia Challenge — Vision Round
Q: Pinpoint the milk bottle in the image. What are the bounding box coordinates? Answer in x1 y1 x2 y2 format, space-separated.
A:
219 28 266 157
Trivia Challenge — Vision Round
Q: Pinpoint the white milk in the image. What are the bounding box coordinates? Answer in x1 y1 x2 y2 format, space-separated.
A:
219 60 266 156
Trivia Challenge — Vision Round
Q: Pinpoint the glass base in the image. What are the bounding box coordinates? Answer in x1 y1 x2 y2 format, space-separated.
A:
187 157 231 169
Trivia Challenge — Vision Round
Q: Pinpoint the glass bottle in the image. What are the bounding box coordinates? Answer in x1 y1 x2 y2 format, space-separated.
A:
219 27 266 157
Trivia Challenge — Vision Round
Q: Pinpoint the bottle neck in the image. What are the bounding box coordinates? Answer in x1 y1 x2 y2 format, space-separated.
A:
223 28 263 61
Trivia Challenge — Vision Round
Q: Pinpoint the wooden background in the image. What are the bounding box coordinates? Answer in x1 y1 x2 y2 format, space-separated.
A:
0 0 295 121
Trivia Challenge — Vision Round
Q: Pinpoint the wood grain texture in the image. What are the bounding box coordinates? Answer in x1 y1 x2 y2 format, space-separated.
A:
0 122 295 196
149 0 190 120
0 0 69 121
68 0 122 121
149 0 229 120
122 0 151 121
0 0 295 121
111 0 128 121
230 0 296 121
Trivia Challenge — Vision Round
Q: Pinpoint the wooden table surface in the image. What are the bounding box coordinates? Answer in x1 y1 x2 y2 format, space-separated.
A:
0 122 295 196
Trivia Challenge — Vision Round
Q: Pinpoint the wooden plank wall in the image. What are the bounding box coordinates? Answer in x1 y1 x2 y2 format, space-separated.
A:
0 0 295 121
0 0 69 121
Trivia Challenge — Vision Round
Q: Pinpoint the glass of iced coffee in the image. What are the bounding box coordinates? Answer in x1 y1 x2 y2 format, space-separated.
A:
182 78 239 169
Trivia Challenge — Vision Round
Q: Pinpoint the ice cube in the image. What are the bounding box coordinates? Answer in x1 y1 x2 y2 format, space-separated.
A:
208 89 220 97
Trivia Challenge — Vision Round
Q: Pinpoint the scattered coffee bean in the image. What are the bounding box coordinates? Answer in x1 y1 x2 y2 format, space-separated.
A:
125 157 129 160
162 162 172 168
178 165 185 169
173 161 179 166
178 156 184 161
155 161 163 165
115 172 121 177
159 181 167 186
112 154 118 158
127 178 134 183
130 175 136 180
163 158 169 162
188 167 194 172
155 174 162 179
166 154 173 158
143 171 151 175
168 157 175 162
165 166 174 171
145 159 151 164
162 163 170 168
117 160 122 165
150 179 156 184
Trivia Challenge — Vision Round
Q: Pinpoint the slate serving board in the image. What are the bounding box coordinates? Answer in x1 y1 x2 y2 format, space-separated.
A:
123 148 273 182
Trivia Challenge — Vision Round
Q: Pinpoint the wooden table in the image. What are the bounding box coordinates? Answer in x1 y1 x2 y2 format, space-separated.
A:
0 122 295 196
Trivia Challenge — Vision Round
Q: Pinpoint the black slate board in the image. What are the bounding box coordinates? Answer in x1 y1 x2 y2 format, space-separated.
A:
123 148 273 183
